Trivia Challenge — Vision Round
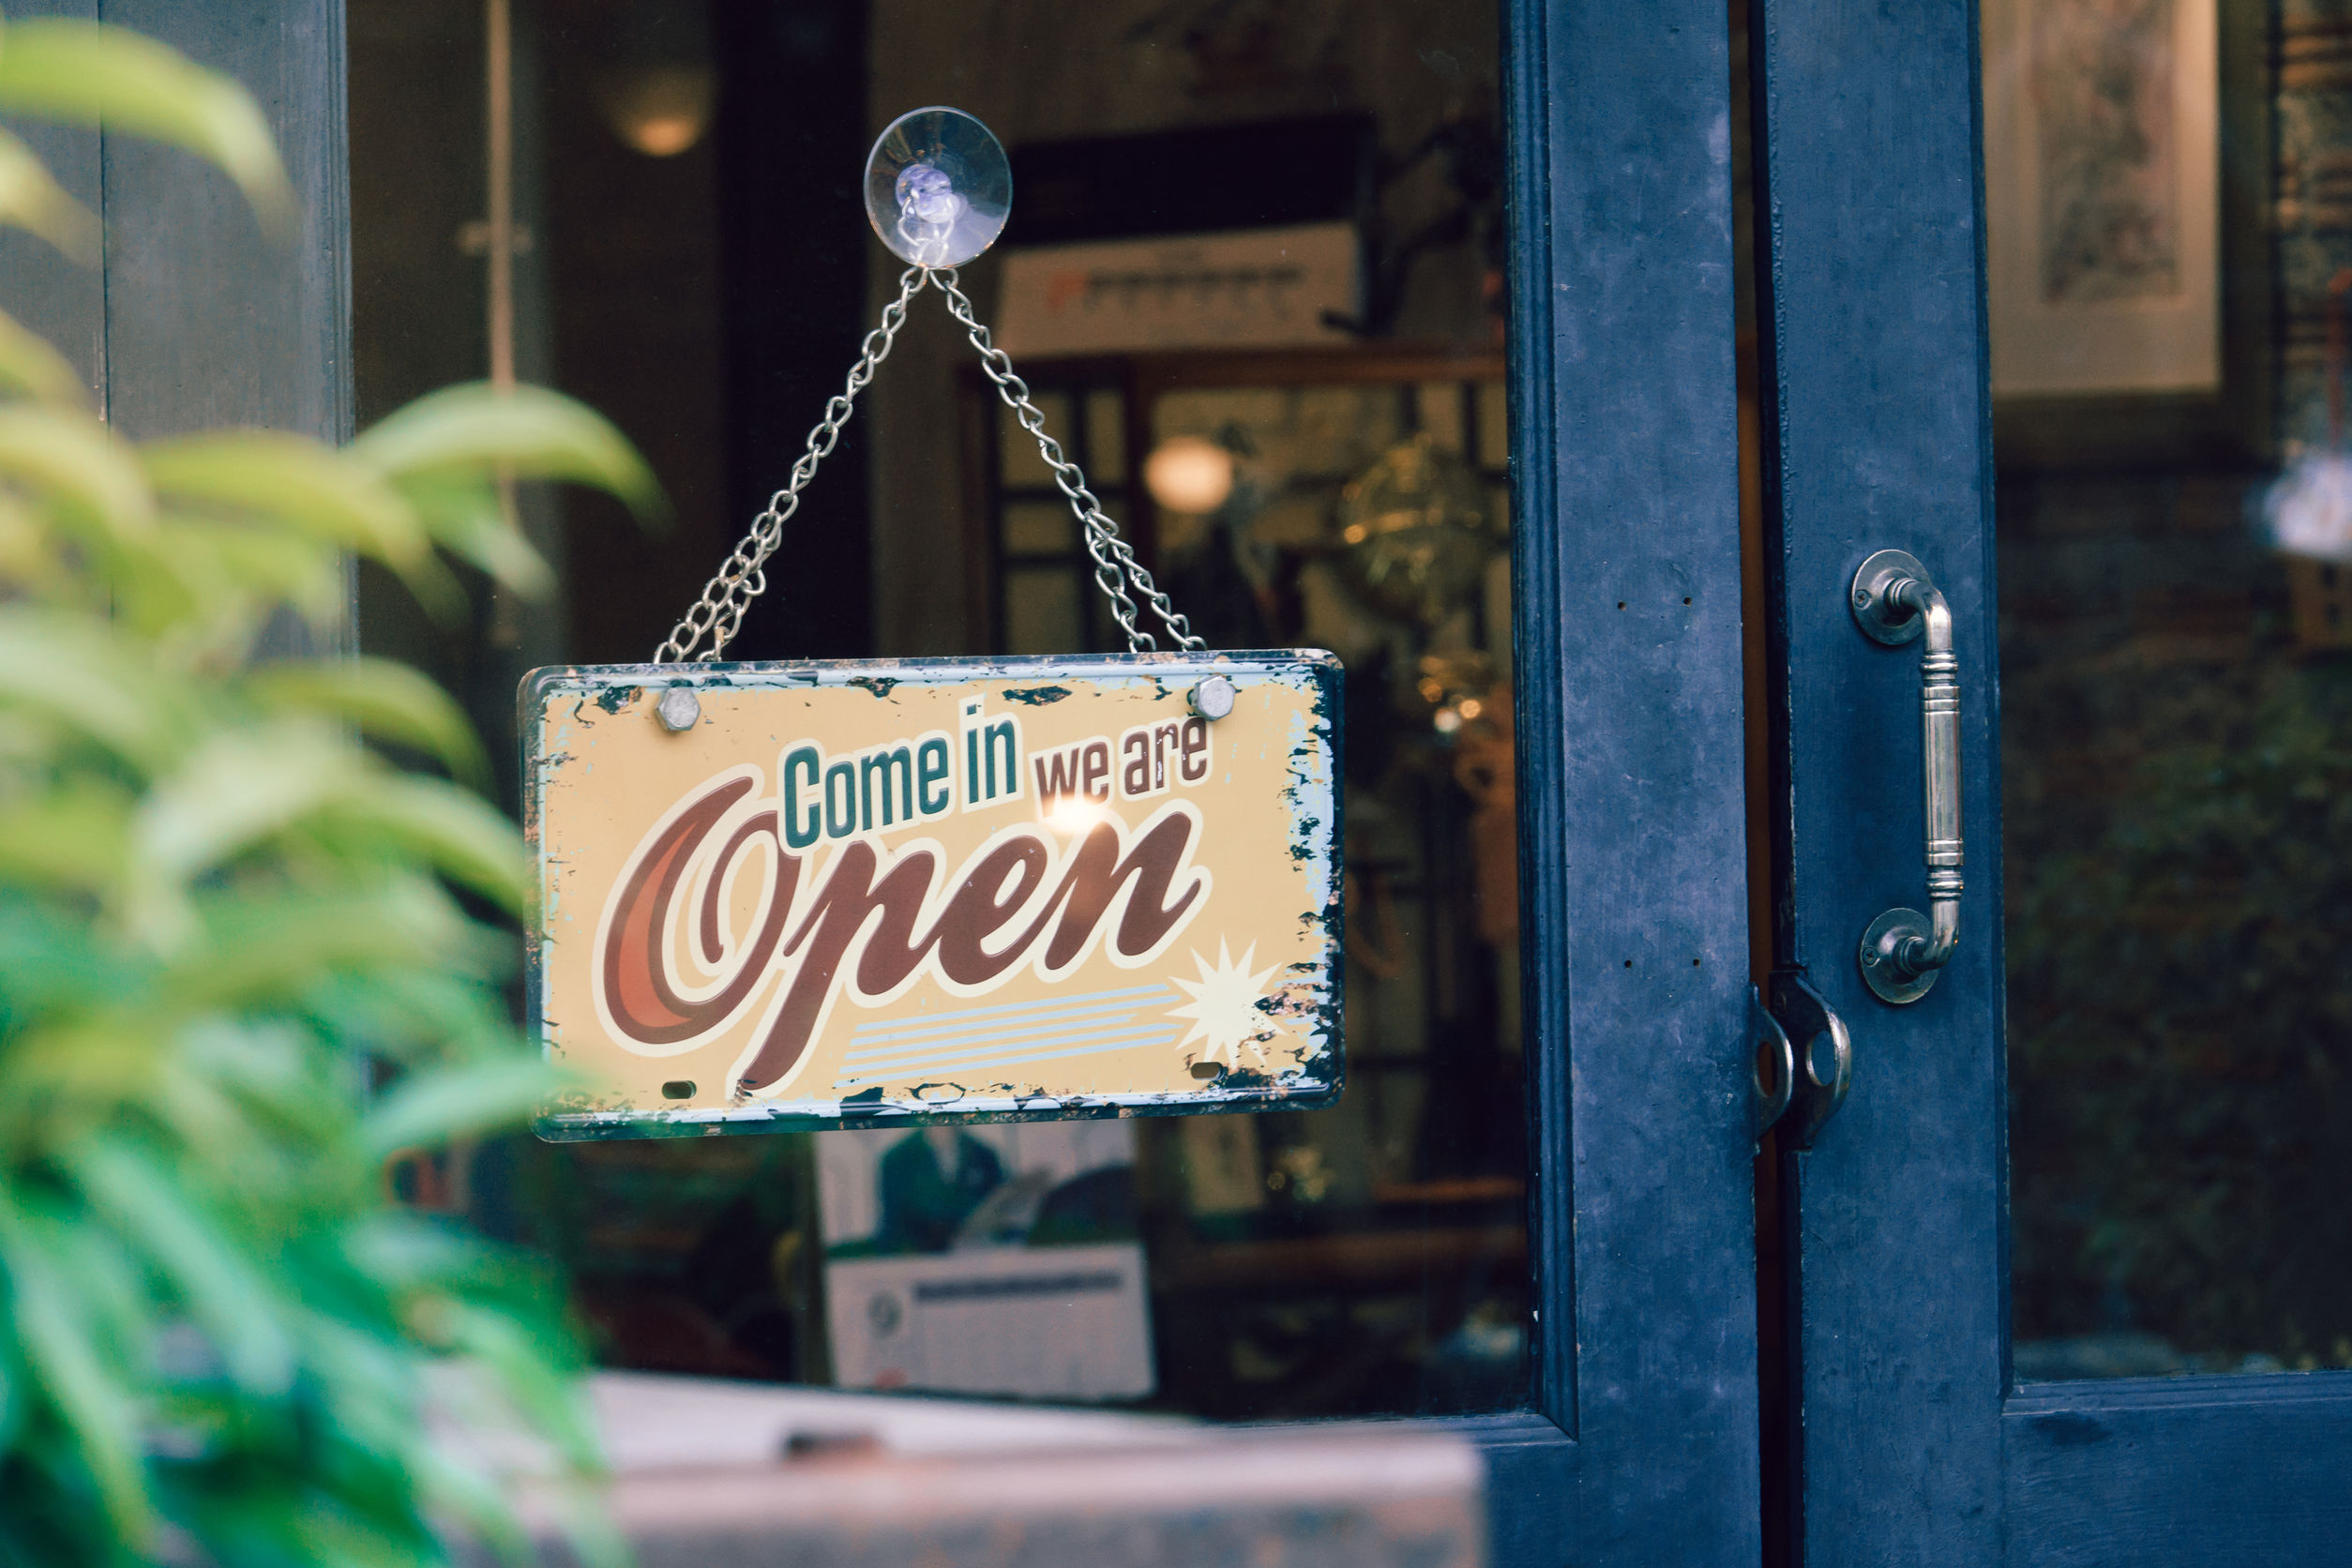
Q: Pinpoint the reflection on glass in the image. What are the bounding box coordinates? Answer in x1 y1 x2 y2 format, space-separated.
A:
1127 370 1524 1418
456 0 1520 1419
1003 565 1080 654
1992 0 2352 1380
1002 501 1074 555
527 368 1525 1418
1087 389 1128 482
1000 390 1066 487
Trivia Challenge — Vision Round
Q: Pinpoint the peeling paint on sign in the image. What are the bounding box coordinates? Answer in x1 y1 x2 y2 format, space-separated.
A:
522 651 1344 1140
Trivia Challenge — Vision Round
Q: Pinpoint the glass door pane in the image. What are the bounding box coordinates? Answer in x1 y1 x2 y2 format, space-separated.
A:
972 354 1527 1417
350 0 1538 1424
1985 0 2352 1380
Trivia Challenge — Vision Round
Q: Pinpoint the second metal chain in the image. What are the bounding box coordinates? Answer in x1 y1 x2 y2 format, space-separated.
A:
654 267 1201 663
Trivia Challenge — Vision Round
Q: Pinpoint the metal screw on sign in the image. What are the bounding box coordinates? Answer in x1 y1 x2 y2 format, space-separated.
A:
1190 675 1237 720
654 687 701 732
650 105 1214 690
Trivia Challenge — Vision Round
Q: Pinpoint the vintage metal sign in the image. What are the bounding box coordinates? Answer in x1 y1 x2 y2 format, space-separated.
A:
523 652 1342 1139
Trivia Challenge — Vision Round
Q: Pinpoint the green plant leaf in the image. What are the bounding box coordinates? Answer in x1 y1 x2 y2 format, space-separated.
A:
0 1197 155 1543
0 609 187 772
245 659 491 792
167 880 466 1011
390 472 554 598
343 1211 510 1294
0 19 293 233
407 1440 533 1565
150 515 351 638
438 1301 606 1472
315 776 529 913
143 430 431 568
0 307 87 405
0 126 95 260
0 403 154 542
353 383 666 523
0 782 131 894
67 1138 296 1395
361 1059 563 1163
132 718 360 886
0 23 619 1549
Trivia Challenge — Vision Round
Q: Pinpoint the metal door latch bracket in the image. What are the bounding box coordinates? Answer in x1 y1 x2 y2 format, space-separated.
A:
1753 970 1852 1147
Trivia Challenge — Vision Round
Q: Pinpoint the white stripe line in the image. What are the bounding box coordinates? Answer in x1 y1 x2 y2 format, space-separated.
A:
849 983 1171 1042
842 997 1157 1056
841 1005 1171 1065
842 1026 1162 1076
833 1030 1179 1088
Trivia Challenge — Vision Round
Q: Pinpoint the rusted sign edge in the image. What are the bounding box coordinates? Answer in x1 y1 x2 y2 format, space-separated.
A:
520 649 1345 1141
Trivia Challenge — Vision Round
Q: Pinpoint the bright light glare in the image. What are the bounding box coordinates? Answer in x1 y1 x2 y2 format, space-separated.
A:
1047 796 1108 835
601 67 715 157
1144 436 1235 514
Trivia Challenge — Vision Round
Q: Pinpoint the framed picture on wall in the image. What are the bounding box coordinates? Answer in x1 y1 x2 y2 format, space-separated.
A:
1980 0 2269 468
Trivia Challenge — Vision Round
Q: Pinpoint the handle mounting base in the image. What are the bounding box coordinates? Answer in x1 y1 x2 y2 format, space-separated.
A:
1851 549 1931 644
1860 906 1940 1004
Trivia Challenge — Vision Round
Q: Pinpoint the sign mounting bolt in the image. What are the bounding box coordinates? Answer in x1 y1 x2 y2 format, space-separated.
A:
656 687 701 732
1189 675 1236 720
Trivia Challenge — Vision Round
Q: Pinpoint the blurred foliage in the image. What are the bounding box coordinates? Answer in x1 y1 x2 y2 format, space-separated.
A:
0 13 661 1564
2010 653 2352 1367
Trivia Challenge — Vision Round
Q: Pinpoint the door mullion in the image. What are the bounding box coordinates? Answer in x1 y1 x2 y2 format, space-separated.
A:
1745 0 2009 1560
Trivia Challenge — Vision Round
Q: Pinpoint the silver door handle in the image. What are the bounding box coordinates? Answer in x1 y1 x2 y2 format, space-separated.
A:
1850 550 1961 1004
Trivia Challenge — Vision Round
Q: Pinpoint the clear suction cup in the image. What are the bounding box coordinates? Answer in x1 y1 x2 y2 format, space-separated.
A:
864 107 1011 268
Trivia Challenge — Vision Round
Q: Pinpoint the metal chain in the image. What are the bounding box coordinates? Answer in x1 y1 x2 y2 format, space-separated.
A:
933 269 1203 654
653 264 1202 662
654 267 927 663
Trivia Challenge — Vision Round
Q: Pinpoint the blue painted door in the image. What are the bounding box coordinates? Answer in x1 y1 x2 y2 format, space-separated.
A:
1473 0 1769 1560
1751 0 2352 1562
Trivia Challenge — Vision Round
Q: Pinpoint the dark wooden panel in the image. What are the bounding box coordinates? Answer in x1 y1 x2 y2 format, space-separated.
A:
3 2 347 442
1748 0 2006 1561
2006 1375 2352 1566
0 0 103 402
99 0 351 445
98 0 353 659
1506 0 1759 1559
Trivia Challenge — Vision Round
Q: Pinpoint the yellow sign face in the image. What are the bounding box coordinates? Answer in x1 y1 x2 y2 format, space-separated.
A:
523 653 1343 1139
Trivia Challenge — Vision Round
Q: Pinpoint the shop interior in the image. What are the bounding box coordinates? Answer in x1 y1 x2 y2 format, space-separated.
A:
350 0 2352 1421
353 0 1526 1419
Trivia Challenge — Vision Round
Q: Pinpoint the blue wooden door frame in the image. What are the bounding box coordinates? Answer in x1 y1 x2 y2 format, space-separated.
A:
1749 0 2352 1562
1470 1 1765 1562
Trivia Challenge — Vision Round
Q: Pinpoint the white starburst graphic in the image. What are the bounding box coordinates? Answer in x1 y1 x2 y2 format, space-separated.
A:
1168 939 1286 1067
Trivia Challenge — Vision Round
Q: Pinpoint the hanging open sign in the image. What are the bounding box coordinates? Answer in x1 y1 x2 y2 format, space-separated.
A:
525 112 1345 1138
524 653 1343 1139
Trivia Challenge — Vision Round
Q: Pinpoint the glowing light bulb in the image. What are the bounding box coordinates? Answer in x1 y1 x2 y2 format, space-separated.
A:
1144 436 1235 514
598 66 714 157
